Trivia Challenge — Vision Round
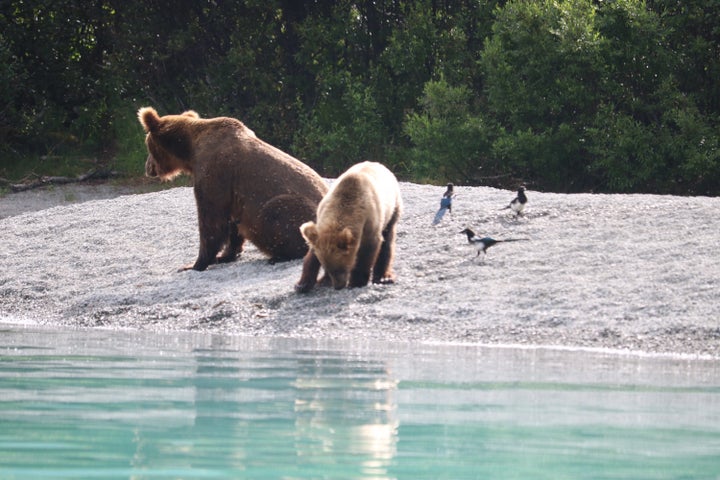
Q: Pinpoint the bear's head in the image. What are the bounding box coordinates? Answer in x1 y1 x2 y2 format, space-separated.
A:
300 222 359 289
138 107 200 181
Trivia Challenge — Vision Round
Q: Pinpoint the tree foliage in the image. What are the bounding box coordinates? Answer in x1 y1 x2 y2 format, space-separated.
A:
0 0 718 194
404 77 495 183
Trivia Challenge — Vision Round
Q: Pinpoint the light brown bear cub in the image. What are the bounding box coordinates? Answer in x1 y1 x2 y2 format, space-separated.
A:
138 107 328 271
295 161 402 292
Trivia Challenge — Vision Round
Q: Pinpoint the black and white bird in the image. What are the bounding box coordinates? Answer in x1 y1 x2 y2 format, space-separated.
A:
502 186 527 216
432 183 455 225
460 228 526 257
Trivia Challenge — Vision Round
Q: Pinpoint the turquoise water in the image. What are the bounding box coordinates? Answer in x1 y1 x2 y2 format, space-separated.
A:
0 328 719 479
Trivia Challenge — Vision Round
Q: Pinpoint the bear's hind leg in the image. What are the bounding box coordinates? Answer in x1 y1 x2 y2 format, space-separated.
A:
372 210 400 284
256 195 314 262
372 241 395 284
217 222 244 264
186 214 229 271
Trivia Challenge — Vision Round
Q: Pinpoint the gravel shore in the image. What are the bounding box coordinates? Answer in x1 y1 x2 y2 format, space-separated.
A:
1 182 719 358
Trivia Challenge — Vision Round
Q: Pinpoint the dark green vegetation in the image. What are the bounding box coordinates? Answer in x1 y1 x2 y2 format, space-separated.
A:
1 0 718 194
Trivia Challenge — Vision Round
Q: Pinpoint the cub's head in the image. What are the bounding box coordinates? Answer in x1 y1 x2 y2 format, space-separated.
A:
138 107 199 180
300 222 359 290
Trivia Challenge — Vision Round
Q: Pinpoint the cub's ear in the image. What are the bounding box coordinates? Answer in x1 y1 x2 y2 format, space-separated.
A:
337 227 354 251
300 222 319 246
182 110 200 118
138 107 161 133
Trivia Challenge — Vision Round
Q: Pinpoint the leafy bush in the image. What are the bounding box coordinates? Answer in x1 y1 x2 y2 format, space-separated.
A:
404 78 496 183
292 72 386 176
1 0 718 194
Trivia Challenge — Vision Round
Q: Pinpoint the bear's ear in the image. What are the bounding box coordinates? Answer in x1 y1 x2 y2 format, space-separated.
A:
300 222 318 246
182 110 200 118
337 227 354 251
138 107 161 133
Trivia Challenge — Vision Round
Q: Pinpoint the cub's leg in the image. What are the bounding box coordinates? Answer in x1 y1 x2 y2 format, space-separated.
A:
372 210 400 284
295 250 322 293
349 240 380 288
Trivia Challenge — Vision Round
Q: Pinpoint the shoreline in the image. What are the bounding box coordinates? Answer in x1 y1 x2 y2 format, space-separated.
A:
1 181 719 359
2 319 718 362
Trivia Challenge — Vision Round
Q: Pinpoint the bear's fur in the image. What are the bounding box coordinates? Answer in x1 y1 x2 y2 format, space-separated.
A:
295 161 402 292
138 107 328 271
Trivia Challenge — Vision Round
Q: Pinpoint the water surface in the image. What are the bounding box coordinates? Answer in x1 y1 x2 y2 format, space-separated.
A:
1 327 719 479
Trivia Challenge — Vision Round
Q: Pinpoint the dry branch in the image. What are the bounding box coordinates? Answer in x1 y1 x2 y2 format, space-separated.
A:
1 169 121 193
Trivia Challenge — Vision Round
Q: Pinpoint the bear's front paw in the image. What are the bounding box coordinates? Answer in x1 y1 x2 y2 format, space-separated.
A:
294 282 313 294
179 260 209 272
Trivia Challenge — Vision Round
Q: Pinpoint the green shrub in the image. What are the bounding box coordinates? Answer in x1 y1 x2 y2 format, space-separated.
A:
404 78 496 184
292 73 386 176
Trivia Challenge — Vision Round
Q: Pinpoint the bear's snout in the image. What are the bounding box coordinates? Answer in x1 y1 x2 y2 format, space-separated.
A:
145 155 158 177
330 272 349 290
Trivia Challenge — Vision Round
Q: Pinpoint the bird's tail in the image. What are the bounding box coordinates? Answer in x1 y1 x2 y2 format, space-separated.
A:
432 207 449 225
497 238 529 243
499 205 511 211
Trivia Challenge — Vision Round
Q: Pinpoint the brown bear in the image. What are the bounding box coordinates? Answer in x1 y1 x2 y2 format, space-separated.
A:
138 107 328 271
295 161 402 292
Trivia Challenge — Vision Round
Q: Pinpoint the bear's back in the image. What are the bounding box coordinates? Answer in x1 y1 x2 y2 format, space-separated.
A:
189 118 327 201
320 161 400 228
240 136 328 199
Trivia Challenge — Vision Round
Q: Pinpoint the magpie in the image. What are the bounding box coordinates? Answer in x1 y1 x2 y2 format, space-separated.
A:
432 183 455 225
460 228 526 257
502 186 527 216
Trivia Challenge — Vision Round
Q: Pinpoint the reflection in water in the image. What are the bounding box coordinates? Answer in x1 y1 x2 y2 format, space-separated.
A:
1 328 719 479
184 338 400 478
292 357 398 478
